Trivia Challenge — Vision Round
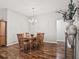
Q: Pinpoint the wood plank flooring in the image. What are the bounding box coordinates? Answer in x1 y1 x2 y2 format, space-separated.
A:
0 42 72 59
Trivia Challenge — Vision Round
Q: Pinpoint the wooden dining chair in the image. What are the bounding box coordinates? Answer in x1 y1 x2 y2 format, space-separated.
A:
17 33 24 50
17 33 31 52
36 32 44 47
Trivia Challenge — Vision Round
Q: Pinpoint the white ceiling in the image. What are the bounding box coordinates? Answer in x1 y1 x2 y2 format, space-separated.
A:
0 0 76 16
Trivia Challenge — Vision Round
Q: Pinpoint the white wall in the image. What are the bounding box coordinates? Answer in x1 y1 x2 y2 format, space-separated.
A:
0 8 7 20
29 12 57 43
7 9 29 46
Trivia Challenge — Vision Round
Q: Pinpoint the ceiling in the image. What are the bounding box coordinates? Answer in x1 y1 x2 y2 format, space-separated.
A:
0 0 77 16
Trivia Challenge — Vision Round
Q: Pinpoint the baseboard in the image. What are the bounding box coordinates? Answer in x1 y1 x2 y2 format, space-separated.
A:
56 40 65 42
7 41 18 46
44 41 57 44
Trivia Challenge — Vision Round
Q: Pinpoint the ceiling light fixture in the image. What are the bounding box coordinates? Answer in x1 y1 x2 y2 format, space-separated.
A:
28 8 38 24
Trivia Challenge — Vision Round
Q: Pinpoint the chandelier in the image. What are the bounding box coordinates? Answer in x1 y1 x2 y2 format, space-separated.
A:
28 8 38 24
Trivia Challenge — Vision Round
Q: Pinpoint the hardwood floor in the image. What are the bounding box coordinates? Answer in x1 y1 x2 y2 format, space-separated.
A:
0 42 72 59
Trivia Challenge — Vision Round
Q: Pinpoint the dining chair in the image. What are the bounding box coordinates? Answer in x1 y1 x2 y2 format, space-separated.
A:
36 32 44 48
17 33 30 52
17 33 24 50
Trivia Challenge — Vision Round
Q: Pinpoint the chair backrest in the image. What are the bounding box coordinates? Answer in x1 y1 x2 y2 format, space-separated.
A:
37 32 44 38
17 34 24 39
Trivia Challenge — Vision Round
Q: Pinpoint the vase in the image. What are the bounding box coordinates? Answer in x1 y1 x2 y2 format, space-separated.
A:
65 20 77 59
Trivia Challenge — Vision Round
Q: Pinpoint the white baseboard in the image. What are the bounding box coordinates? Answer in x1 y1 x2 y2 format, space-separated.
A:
7 41 18 46
44 41 57 43
56 40 65 42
